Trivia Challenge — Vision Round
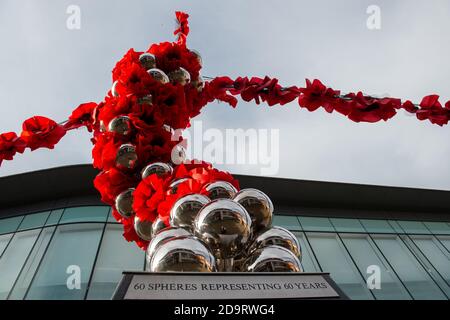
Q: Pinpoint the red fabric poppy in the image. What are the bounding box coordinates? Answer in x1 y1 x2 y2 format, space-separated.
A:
112 49 141 82
20 116 66 151
122 216 149 250
174 11 190 46
64 102 97 131
93 168 138 205
0 132 26 165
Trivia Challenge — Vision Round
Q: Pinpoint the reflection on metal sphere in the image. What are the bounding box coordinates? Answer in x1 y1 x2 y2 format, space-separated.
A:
115 144 138 170
205 181 237 200
242 245 303 272
170 194 210 231
248 226 301 260
149 236 217 272
168 178 189 195
171 144 186 165
192 75 205 92
108 116 132 136
194 199 252 259
139 53 156 70
138 94 153 105
151 217 167 237
233 188 273 234
147 68 169 84
141 162 173 179
134 216 152 241
168 67 191 85
111 81 119 97
115 188 135 218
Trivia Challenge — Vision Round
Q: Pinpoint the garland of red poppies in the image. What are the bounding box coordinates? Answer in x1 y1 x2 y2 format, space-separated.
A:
0 12 449 250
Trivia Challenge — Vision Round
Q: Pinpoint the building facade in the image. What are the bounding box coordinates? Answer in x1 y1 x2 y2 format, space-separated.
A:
0 165 449 300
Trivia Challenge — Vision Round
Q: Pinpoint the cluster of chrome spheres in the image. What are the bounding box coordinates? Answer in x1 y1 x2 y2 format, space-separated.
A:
116 162 303 273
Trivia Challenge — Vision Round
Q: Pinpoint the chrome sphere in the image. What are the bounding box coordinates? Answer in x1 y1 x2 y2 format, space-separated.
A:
170 194 210 230
147 68 169 84
149 236 217 272
192 75 205 92
141 162 173 179
233 188 273 233
107 116 132 136
138 94 153 105
151 216 167 237
190 49 202 67
115 188 135 218
205 181 237 200
168 67 191 85
247 226 301 260
168 178 189 195
193 199 252 259
146 227 192 267
111 80 119 97
139 53 156 70
115 144 138 170
134 216 152 241
171 144 186 165
242 245 303 272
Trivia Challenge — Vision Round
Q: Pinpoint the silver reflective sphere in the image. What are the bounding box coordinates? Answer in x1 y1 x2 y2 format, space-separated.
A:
111 80 119 97
151 216 167 237
242 245 303 272
248 226 301 260
138 94 153 105
141 162 173 179
168 178 189 195
190 49 202 67
134 216 152 241
147 227 192 259
115 144 138 170
171 144 186 165
168 67 191 85
139 53 156 70
192 75 205 92
147 68 169 84
149 236 217 272
170 194 210 230
233 188 273 233
108 116 132 136
115 188 135 218
193 199 252 259
205 181 237 200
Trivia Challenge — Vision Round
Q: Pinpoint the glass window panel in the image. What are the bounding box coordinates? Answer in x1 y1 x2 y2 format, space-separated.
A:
292 232 320 272
87 224 144 299
0 216 23 235
45 209 64 226
340 234 411 300
17 212 49 231
330 218 365 233
8 227 55 300
423 222 450 235
306 232 373 300
272 215 302 231
409 235 450 290
25 223 103 300
107 209 117 223
396 221 431 235
59 206 109 224
0 229 40 299
372 234 447 300
298 217 334 232
360 219 395 234
0 234 13 257
436 236 450 253
388 221 405 234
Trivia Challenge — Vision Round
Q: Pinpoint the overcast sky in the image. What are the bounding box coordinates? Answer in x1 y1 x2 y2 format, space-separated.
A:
1 0 449 190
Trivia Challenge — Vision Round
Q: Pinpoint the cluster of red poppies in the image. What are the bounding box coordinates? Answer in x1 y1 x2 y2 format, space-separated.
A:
207 77 450 126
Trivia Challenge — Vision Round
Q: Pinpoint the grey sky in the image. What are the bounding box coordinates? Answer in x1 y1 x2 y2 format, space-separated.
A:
1 0 449 190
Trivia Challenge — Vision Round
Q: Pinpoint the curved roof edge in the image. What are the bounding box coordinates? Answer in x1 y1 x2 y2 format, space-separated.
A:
1 164 450 220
